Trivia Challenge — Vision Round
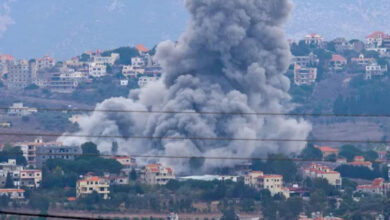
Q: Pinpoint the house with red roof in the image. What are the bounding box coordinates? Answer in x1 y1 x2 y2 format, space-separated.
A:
142 164 175 185
0 54 15 63
315 145 339 159
348 156 373 170
244 171 289 198
0 189 25 199
303 163 342 187
76 176 110 199
366 31 389 48
304 33 323 46
330 54 347 71
356 178 389 195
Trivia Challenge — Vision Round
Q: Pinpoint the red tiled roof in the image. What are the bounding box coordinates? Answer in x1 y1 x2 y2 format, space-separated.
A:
136 44 149 53
349 161 372 167
318 146 338 153
0 54 14 61
0 188 24 193
67 197 76 201
262 174 283 179
366 31 388 39
332 54 347 62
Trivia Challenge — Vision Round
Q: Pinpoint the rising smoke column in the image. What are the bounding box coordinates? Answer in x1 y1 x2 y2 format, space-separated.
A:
60 0 311 173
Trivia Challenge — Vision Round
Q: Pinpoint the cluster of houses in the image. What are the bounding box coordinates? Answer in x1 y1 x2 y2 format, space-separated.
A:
0 44 161 93
292 31 390 86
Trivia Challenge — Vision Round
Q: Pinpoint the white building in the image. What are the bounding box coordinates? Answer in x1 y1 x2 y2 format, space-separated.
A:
36 55 55 70
88 63 107 77
7 103 37 117
92 53 119 66
131 56 146 68
365 64 388 79
304 33 323 46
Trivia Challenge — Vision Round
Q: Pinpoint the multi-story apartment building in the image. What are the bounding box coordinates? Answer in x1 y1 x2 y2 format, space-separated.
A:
142 164 175 185
303 163 342 187
244 171 289 197
88 63 107 77
7 60 31 89
291 52 319 67
19 137 63 168
131 56 146 68
293 64 317 85
351 54 376 67
19 169 42 188
76 176 110 199
48 73 79 93
35 145 81 168
36 55 55 70
365 64 388 80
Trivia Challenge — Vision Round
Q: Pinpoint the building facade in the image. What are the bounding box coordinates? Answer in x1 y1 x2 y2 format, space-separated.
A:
303 163 342 187
142 164 175 185
294 64 317 85
76 176 110 199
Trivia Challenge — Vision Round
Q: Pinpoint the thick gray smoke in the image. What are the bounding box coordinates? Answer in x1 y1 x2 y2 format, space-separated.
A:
60 0 311 174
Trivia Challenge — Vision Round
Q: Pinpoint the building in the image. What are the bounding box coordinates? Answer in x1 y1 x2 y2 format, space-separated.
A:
142 164 175 185
349 156 373 170
366 31 389 49
291 52 319 67
120 79 128 86
303 163 342 187
365 64 388 80
19 169 42 188
330 54 347 71
332 38 354 52
356 178 390 195
131 57 146 69
76 176 110 199
0 54 15 64
350 54 376 67
92 53 119 66
111 156 137 169
88 63 107 77
0 189 25 199
315 146 339 159
122 65 145 77
48 73 78 93
7 60 31 89
293 64 317 85
244 171 289 197
36 55 55 70
7 103 37 117
18 137 63 167
304 33 323 45
35 145 81 168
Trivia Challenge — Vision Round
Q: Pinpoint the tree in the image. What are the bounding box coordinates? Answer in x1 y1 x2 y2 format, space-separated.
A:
4 173 14 188
325 154 337 162
220 206 239 220
309 189 327 213
0 146 27 166
339 145 363 161
300 143 323 160
130 169 137 181
279 197 303 219
81 142 100 156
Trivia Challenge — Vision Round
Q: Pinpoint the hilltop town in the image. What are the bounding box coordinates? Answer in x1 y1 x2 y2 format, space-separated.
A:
1 32 390 219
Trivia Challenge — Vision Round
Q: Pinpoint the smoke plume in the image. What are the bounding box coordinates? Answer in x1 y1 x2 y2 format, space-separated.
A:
60 0 311 174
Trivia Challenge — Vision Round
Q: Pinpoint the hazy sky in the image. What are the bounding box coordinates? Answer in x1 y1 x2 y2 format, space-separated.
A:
0 0 389 60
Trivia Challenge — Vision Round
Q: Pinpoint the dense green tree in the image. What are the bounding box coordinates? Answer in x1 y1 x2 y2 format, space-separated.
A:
339 145 363 161
300 143 323 160
81 142 100 156
130 169 137 181
309 189 328 213
279 197 303 219
4 173 14 188
0 146 27 166
336 165 381 180
101 47 139 65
